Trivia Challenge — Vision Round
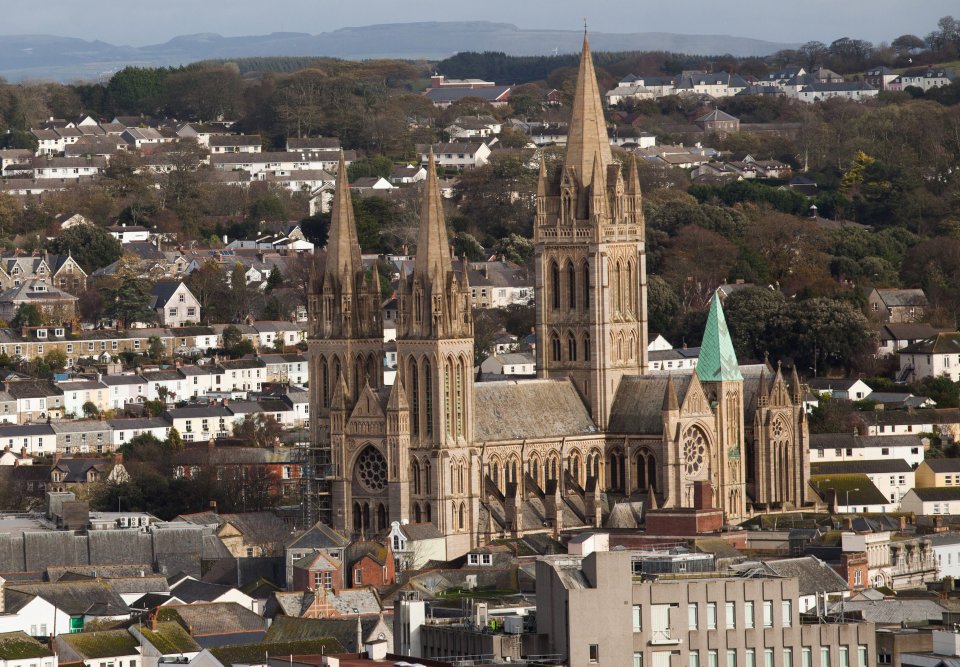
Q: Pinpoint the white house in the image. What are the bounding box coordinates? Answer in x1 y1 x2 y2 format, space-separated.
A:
56 379 109 416
208 135 262 154
108 417 172 449
166 406 233 442
901 487 960 519
0 584 70 638
150 281 202 328
387 521 447 571
807 377 873 401
101 375 148 410
252 321 304 349
479 352 535 376
899 333 960 383
416 142 491 170
929 533 960 581
259 354 308 386
0 424 56 455
107 224 151 244
32 156 106 179
810 433 927 468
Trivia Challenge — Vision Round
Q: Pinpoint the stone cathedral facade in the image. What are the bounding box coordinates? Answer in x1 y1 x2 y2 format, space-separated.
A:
307 35 810 558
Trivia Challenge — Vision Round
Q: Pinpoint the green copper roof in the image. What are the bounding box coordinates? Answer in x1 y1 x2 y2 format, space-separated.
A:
697 291 743 382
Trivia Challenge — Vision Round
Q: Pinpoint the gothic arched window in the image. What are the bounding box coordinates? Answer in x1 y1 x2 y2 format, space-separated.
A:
551 332 561 362
582 261 590 310
582 333 591 362
551 262 561 310
567 262 576 309
567 332 578 362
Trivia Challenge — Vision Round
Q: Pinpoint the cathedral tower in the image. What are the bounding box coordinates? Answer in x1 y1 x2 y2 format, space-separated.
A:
396 152 475 549
306 151 384 530
534 33 648 430
695 292 747 518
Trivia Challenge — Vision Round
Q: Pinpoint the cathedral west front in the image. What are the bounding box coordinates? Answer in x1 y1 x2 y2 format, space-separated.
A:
306 34 811 558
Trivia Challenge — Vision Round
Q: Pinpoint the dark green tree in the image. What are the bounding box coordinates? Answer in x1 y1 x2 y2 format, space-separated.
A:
101 274 155 327
46 225 122 273
11 304 42 328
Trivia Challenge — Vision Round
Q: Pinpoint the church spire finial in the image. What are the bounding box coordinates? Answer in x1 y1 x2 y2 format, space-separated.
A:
326 150 362 286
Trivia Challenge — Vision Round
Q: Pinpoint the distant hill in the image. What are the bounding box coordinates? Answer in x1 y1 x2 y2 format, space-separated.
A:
0 21 797 83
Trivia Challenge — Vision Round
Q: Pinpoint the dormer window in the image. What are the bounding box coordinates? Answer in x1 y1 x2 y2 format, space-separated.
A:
54 328 64 337
36 329 47 339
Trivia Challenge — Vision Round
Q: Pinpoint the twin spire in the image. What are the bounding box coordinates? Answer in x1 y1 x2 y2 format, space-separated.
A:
413 150 453 283
326 150 363 287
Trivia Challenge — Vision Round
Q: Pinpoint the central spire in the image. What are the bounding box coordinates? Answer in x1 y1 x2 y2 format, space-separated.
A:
565 33 613 189
414 150 453 282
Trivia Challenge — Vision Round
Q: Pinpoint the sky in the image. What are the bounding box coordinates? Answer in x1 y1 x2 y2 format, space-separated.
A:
5 0 956 47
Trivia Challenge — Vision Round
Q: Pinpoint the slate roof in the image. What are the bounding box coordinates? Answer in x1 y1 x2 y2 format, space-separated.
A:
138 621 202 655
8 580 130 616
909 487 960 502
160 602 266 636
170 577 238 603
0 632 54 660
472 379 596 442
287 522 351 550
875 288 929 308
921 459 960 473
609 374 690 434
828 599 946 624
880 323 945 342
56 630 140 660
810 433 924 450
263 615 385 653
762 556 849 595
811 459 913 475
902 333 960 356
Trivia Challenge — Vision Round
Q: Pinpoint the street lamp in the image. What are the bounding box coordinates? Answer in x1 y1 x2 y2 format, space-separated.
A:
845 488 860 512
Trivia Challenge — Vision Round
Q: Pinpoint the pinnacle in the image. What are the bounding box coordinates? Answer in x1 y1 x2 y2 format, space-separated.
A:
414 150 453 283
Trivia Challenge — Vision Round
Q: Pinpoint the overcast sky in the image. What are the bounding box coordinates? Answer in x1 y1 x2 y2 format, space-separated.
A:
5 0 956 47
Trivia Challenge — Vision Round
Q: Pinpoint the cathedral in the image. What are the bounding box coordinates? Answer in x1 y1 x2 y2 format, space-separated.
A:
306 35 810 557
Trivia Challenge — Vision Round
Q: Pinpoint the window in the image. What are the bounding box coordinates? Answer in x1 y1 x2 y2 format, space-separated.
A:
782 600 792 627
854 569 862 586
762 600 773 628
857 646 867 667
727 650 737 667
764 650 774 667
633 605 642 631
744 601 754 628
725 602 735 628
690 651 700 667
589 645 599 663
881 448 889 455
707 602 717 629
354 569 362 585
688 603 698 630
839 647 849 667
802 648 811 667
745 650 755 667
709 651 718 667
634 653 643 667
821 648 830 667
783 649 793 667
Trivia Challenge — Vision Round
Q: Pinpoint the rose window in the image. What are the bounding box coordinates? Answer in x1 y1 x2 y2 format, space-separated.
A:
682 426 707 476
356 446 388 492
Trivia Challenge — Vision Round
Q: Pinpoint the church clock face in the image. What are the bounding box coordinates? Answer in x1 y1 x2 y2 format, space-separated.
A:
682 426 707 477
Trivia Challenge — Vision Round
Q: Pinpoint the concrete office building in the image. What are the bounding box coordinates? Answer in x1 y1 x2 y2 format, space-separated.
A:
535 548 876 667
